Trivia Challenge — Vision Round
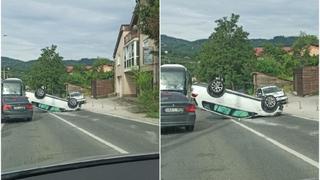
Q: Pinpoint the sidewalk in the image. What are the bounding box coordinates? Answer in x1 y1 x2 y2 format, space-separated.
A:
81 96 159 125
283 94 319 121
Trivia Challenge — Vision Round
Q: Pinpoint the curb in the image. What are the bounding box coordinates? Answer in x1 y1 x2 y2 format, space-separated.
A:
283 113 319 122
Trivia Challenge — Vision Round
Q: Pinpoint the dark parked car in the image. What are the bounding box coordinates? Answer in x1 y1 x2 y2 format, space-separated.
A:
160 64 196 132
161 91 196 132
1 78 33 122
2 96 33 122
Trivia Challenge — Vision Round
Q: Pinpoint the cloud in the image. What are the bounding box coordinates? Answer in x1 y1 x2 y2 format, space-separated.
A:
161 0 319 41
2 0 135 61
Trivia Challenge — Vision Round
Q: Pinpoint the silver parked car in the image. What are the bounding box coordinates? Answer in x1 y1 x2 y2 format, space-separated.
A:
68 92 86 105
256 86 288 104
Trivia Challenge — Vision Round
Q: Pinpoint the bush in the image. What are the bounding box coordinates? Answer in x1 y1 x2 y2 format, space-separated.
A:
133 70 159 118
137 89 159 118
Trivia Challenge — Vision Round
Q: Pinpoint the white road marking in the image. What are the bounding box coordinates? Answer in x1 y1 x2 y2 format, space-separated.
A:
308 131 318 137
55 112 77 117
130 125 137 129
92 118 100 122
241 119 279 126
49 112 128 154
242 118 300 130
231 119 319 168
145 131 158 144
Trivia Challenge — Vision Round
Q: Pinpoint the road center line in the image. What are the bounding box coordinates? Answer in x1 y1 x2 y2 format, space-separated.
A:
231 119 319 168
49 112 128 154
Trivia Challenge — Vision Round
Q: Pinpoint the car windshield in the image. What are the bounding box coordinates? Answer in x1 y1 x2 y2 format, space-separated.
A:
262 86 281 94
160 70 185 91
70 92 81 97
2 82 22 96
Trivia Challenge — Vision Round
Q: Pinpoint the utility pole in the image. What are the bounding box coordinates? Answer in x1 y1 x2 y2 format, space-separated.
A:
3 68 5 80
2 34 8 79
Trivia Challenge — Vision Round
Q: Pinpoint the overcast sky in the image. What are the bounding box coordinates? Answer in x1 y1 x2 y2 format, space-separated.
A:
161 0 319 41
1 0 135 61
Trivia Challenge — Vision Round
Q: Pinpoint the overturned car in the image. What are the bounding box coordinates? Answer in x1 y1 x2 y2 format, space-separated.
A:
192 78 283 119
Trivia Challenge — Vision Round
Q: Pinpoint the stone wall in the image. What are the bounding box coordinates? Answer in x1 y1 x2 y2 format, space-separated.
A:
294 66 319 96
66 84 86 93
91 79 114 98
252 72 293 92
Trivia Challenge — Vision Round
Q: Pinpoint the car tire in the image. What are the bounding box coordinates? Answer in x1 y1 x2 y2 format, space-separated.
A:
261 95 278 113
185 125 194 132
207 79 225 98
35 88 46 99
68 98 78 109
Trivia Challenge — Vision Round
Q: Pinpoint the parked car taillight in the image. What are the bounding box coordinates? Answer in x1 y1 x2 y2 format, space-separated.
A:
185 104 196 112
3 104 12 111
191 93 198 98
25 104 33 110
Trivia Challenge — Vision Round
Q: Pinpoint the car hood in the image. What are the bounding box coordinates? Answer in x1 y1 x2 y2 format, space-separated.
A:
265 91 285 97
1 153 159 180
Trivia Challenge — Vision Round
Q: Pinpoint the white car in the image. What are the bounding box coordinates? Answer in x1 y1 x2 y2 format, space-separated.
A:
256 86 288 104
68 92 86 105
191 78 283 119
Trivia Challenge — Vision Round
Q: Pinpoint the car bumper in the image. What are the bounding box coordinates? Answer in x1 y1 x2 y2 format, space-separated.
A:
2 111 33 121
276 97 288 104
161 113 196 127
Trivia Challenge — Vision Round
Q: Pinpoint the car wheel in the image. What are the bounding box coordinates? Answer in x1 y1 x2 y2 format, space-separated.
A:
27 118 32 121
35 88 46 99
207 79 225 98
68 98 78 109
185 125 194 132
261 95 278 113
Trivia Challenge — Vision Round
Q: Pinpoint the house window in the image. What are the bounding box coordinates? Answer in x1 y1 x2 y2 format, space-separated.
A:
124 40 139 69
143 38 153 65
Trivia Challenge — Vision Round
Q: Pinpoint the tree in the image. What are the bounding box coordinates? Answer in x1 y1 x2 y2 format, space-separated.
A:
134 0 159 45
196 14 256 90
256 56 283 77
26 45 67 96
66 57 114 88
292 32 318 53
261 43 287 63
90 57 113 80
292 32 319 66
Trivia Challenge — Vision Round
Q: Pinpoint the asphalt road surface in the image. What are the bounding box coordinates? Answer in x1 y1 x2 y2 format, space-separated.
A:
161 110 318 180
2 108 159 173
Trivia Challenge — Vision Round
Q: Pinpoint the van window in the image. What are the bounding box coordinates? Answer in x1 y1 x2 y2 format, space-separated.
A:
160 70 185 91
2 82 22 96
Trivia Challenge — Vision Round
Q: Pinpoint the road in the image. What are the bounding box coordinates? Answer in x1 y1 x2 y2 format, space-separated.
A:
161 110 318 180
2 108 159 173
